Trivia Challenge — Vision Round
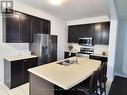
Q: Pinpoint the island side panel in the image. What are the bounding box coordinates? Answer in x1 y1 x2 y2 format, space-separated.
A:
29 73 54 95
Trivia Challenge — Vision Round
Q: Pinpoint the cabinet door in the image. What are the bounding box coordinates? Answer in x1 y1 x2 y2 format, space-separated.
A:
68 26 78 43
85 24 94 37
78 24 93 38
41 19 50 34
75 25 85 39
68 24 94 43
101 22 110 45
64 52 76 59
93 22 110 45
20 14 32 43
5 12 21 43
11 60 24 88
93 23 102 44
24 58 37 83
31 16 41 34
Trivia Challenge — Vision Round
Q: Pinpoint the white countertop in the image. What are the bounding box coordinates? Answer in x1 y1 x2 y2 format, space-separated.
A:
65 50 108 57
28 57 101 90
90 54 108 58
65 50 80 53
5 55 37 61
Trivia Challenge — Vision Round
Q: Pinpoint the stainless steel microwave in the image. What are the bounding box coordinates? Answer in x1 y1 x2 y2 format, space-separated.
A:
78 37 93 46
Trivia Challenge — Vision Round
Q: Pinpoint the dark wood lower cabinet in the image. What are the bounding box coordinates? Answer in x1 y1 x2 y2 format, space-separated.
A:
64 52 76 59
24 58 37 83
89 55 108 64
4 57 37 89
54 85 64 95
11 60 24 88
54 86 76 95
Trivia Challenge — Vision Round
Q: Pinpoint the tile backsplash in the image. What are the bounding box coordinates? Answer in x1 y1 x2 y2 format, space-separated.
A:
94 44 109 55
66 43 109 55
0 43 29 59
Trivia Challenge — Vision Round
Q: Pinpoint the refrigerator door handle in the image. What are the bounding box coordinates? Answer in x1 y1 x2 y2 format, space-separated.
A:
48 40 51 58
42 46 48 55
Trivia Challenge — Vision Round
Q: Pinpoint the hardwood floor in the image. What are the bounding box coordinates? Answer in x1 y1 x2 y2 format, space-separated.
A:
108 76 127 95
0 83 29 95
0 80 111 95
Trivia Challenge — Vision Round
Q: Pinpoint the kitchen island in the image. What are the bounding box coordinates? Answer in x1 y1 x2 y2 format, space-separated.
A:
28 57 101 95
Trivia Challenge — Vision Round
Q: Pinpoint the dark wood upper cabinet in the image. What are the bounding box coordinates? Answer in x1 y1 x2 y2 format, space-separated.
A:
3 10 51 43
78 24 93 38
31 16 41 34
68 24 94 43
68 26 78 43
101 22 110 45
68 22 110 45
41 19 50 34
93 22 110 45
93 23 102 44
20 14 32 43
3 12 32 43
4 12 21 43
31 17 50 35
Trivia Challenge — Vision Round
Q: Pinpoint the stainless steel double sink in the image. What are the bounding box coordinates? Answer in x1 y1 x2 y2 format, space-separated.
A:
57 59 77 66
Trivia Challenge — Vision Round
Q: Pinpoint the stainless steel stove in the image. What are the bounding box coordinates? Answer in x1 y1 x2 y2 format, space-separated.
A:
78 47 94 58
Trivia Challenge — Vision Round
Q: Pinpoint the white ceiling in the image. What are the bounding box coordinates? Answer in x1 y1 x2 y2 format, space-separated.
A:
17 0 109 20
115 0 127 20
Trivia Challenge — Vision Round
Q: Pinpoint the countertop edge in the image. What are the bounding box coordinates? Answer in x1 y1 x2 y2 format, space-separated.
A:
4 55 38 61
28 57 101 90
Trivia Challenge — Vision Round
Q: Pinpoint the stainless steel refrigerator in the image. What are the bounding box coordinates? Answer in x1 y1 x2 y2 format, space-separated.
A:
29 34 57 65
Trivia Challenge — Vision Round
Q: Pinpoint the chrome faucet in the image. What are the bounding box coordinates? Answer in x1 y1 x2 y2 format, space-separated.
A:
69 49 78 64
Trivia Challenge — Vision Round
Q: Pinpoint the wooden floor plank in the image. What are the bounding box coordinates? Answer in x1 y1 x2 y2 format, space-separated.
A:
108 76 127 95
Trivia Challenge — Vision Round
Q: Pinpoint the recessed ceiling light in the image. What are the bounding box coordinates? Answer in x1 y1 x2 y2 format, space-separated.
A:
49 0 64 6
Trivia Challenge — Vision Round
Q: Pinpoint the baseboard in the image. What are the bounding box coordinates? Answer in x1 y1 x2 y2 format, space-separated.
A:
0 82 4 85
114 73 127 78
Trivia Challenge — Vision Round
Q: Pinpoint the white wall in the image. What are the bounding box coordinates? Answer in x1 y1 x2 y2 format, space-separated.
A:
107 0 118 80
67 16 110 25
0 1 67 83
114 20 127 77
66 43 109 56
107 20 118 80
123 22 127 76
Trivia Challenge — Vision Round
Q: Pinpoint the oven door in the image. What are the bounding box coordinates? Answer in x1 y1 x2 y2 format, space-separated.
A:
78 38 89 46
78 53 90 59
